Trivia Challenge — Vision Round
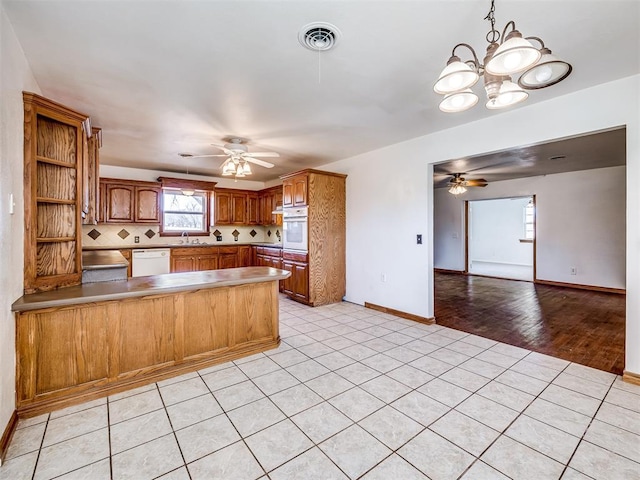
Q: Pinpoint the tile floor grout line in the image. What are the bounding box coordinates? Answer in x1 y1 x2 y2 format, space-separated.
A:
155 382 193 480
195 369 269 479
29 413 49 480
106 397 113 480
557 379 619 479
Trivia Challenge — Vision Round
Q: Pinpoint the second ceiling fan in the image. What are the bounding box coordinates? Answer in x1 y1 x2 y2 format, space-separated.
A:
448 173 488 194
179 137 278 177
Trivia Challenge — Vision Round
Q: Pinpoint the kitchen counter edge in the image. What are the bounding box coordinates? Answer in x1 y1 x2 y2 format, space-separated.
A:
12 267 290 312
83 242 283 251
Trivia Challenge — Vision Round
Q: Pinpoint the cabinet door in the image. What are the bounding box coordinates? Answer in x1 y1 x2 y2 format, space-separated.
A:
171 255 197 273
293 262 309 301
135 187 161 223
238 246 252 267
281 261 294 295
293 177 308 206
219 253 238 269
214 191 231 225
106 185 134 223
282 179 294 207
198 254 219 271
247 193 260 225
82 130 100 225
231 192 247 224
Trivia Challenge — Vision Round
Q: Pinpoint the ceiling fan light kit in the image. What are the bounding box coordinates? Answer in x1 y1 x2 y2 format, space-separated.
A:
435 0 572 113
447 173 488 195
180 137 278 179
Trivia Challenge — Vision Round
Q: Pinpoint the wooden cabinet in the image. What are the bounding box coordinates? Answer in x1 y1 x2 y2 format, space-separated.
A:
280 169 346 306
247 193 260 225
23 92 89 294
171 247 220 273
214 191 232 225
120 249 132 278
105 183 134 222
239 246 252 267
100 178 161 224
282 251 309 302
283 174 308 207
214 187 283 226
214 189 249 225
82 128 101 225
219 247 239 269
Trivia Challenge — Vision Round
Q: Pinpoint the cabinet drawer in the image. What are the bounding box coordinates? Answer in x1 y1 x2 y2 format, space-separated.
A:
219 246 238 254
262 247 282 257
172 247 217 256
283 251 308 262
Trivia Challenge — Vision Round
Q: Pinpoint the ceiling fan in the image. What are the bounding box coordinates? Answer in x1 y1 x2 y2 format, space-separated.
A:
179 137 278 177
448 173 488 195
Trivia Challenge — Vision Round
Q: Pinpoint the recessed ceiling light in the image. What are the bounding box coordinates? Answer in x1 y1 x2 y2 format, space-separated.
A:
298 22 341 52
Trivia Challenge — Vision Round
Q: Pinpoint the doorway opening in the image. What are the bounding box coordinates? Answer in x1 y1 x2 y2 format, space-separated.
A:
465 196 535 282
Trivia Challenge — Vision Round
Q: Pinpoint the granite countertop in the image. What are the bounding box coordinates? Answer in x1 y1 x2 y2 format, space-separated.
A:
82 250 129 270
12 266 290 312
82 242 283 251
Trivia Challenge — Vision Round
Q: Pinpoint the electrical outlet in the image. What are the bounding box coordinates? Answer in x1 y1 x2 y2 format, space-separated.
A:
134 236 140 244
417 234 422 245
570 267 577 275
216 235 222 242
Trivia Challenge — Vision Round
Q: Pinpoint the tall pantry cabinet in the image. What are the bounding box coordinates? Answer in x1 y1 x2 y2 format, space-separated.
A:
280 169 347 306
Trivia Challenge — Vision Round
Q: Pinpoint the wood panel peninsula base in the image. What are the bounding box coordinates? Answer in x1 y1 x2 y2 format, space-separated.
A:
12 267 290 418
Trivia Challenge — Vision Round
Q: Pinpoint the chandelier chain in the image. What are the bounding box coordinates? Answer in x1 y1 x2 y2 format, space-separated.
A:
484 0 500 44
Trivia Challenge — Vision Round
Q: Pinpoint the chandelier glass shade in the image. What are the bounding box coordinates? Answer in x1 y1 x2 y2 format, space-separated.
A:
448 184 467 195
434 0 572 113
222 157 253 178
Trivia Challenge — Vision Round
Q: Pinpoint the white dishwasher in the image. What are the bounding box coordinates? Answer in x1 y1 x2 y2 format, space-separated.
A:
132 249 171 277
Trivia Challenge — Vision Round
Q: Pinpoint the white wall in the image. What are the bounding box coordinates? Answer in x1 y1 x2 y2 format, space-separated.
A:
320 75 639 375
435 167 626 289
0 2 41 455
468 197 533 268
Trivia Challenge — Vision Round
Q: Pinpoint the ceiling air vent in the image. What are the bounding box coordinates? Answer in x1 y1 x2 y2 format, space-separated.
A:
298 22 341 51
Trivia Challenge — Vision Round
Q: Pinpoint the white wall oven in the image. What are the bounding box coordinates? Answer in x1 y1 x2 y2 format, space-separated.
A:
282 207 308 251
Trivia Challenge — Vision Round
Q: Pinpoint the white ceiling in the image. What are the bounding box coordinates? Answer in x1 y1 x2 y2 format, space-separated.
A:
4 1 639 182
433 127 627 188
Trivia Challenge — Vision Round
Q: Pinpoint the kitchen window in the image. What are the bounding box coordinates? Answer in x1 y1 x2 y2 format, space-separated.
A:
160 189 210 235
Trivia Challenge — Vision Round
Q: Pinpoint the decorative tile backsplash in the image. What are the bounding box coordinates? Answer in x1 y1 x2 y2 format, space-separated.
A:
82 224 280 247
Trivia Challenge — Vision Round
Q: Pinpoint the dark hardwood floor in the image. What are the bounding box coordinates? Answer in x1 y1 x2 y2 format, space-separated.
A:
434 272 626 374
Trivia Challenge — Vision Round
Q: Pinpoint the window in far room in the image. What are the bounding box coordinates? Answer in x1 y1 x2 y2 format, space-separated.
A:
161 189 209 235
524 199 535 240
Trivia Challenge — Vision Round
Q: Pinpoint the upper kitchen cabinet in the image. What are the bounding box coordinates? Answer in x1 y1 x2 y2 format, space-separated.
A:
23 92 89 294
260 186 283 226
214 189 248 225
282 174 308 207
100 178 161 224
82 127 101 225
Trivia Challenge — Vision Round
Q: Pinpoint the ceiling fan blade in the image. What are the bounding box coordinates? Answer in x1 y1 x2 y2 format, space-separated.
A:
244 152 280 158
465 179 488 187
211 144 234 155
244 157 275 168
183 154 229 159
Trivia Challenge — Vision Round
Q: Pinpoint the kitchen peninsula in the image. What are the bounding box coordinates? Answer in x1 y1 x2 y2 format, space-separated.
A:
12 266 289 417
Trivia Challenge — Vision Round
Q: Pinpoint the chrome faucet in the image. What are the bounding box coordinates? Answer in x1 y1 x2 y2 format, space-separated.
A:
181 231 189 244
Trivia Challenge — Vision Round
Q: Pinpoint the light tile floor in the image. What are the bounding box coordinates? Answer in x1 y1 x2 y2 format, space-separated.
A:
2 297 640 480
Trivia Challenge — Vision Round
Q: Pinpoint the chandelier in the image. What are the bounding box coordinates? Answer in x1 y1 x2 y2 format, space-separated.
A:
221 156 252 178
434 0 572 113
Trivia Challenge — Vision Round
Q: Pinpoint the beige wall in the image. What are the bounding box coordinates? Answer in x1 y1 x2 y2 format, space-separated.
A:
0 2 40 455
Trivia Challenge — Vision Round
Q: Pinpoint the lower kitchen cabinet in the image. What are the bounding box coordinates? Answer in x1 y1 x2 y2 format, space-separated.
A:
171 247 219 273
282 251 309 303
219 247 239 269
239 246 252 267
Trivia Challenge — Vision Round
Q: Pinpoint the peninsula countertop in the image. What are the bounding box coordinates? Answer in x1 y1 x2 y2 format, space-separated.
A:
12 266 290 312
82 242 283 251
